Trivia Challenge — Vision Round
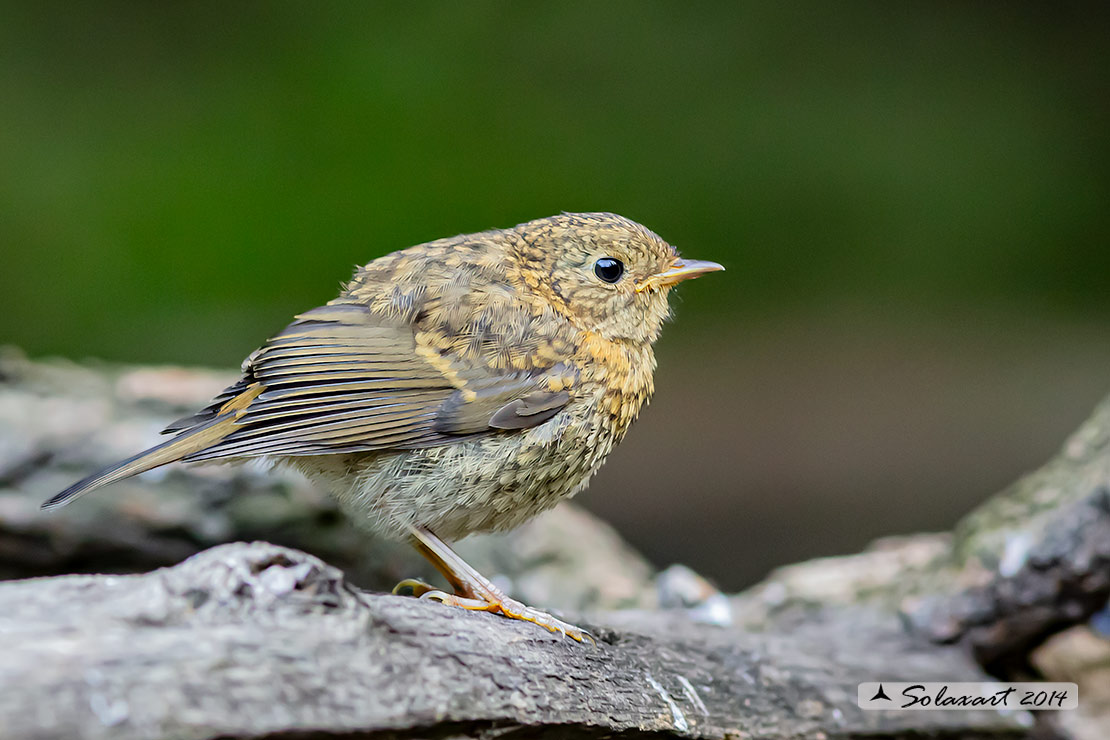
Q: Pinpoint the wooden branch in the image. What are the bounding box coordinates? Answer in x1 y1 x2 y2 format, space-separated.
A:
0 541 1026 740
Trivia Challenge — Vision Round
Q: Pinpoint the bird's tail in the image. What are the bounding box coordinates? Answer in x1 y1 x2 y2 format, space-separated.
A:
41 414 240 511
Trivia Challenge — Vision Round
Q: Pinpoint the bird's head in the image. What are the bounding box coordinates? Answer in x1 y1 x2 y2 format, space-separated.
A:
513 212 723 344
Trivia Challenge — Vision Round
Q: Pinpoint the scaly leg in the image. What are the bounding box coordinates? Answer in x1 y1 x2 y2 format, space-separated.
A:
393 525 593 644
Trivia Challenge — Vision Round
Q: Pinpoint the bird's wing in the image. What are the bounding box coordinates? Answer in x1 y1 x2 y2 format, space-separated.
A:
171 300 573 461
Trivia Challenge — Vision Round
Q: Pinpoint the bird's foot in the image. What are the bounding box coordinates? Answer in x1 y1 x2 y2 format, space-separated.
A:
416 587 594 644
397 526 594 645
392 577 593 643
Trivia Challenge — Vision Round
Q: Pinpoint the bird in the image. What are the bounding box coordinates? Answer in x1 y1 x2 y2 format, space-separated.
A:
42 212 723 642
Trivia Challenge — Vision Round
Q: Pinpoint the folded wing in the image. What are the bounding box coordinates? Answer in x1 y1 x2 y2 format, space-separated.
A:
172 301 572 461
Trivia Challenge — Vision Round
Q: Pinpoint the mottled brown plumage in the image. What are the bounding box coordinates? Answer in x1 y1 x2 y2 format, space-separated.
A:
44 212 722 641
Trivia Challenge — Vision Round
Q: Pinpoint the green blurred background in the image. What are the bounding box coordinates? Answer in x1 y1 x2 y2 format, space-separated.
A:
3 2 1108 589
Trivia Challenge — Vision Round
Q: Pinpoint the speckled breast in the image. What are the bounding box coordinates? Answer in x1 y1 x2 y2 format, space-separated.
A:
312 391 622 542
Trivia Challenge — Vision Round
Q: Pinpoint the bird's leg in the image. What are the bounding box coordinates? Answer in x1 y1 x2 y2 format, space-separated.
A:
396 525 593 644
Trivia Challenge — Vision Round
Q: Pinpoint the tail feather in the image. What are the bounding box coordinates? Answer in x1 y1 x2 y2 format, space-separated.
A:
41 415 238 511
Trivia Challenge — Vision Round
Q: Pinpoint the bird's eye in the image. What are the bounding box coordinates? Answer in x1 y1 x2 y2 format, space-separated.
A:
593 257 624 284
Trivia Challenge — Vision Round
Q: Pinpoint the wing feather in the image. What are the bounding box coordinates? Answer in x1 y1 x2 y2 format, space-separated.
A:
171 299 572 461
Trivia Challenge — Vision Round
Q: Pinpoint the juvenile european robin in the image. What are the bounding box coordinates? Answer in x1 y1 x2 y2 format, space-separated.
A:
43 212 722 642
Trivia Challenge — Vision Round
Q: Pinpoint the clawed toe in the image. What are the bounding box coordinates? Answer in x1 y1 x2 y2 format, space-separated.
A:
494 597 595 644
393 578 593 644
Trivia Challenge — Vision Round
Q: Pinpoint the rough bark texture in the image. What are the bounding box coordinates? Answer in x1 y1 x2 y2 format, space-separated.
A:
0 541 1027 740
1 348 1108 739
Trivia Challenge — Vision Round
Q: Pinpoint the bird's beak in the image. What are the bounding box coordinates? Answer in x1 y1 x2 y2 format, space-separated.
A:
637 258 725 292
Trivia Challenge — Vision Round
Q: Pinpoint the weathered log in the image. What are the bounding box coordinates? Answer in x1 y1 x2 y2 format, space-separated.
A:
0 541 1028 740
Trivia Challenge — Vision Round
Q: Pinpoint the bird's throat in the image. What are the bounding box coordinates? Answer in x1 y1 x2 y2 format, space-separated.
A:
576 332 656 437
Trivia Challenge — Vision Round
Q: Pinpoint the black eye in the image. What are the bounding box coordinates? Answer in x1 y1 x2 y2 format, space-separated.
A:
593 257 624 283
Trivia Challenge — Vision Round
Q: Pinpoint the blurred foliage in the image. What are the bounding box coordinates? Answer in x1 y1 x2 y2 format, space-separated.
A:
3 2 1109 588
1 1 1108 364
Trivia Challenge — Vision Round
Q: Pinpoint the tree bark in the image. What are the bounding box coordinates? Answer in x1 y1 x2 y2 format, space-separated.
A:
0 541 1028 740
